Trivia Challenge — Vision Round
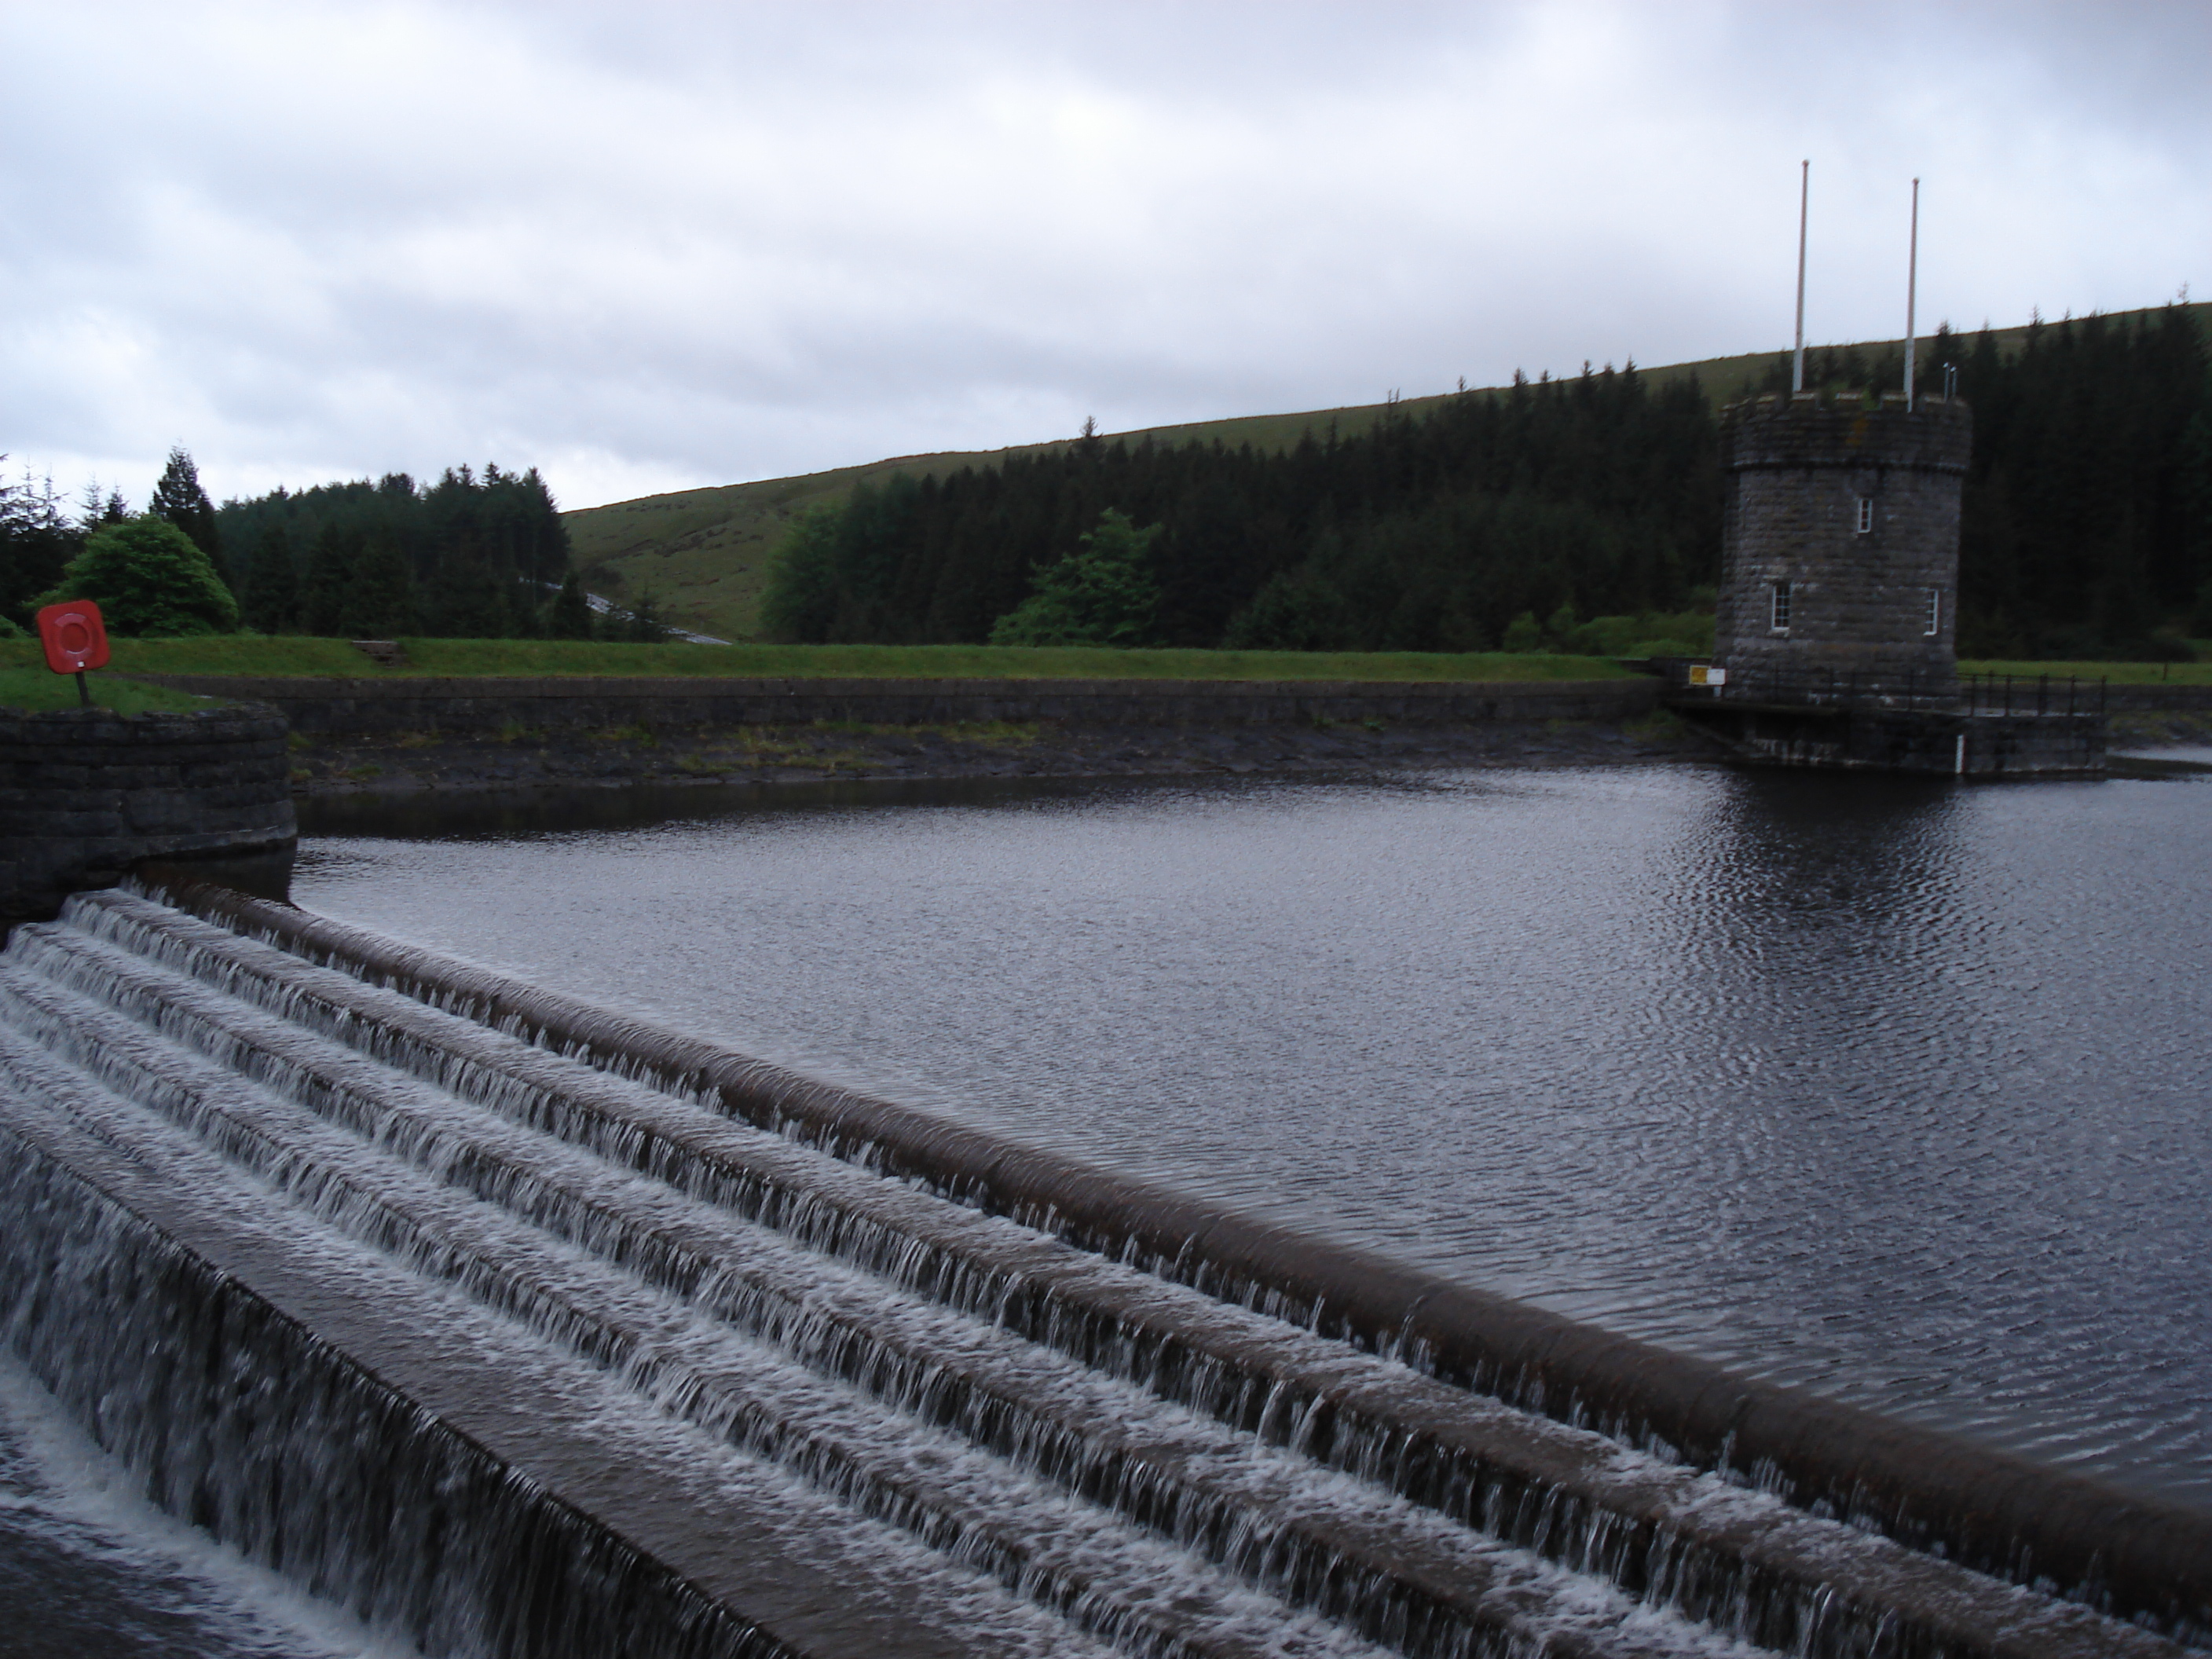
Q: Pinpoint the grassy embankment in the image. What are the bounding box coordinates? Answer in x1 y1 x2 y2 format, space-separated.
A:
562 302 2212 643
1957 658 2212 683
0 665 217 714
5 635 2203 700
0 635 1642 683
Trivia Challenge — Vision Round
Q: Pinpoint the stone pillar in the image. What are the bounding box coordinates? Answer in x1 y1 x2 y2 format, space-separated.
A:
1713 392 1971 693
0 705 297 923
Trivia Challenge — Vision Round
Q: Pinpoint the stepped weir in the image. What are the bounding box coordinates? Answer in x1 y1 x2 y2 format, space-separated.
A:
1 877 2205 1658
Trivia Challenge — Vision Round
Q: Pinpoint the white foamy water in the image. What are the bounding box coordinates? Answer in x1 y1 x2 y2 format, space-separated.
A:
294 764 2212 1508
2 804 2200 1658
0 1352 416 1659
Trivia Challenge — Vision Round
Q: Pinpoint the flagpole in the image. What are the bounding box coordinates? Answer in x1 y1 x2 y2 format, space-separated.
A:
1905 178 1919 411
1793 160 1808 394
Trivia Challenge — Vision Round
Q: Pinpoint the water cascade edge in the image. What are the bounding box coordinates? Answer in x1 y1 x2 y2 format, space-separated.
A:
0 873 2199 1658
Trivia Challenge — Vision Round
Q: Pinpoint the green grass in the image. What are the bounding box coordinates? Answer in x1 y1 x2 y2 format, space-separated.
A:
0 635 1640 683
12 635 2203 690
1960 658 2212 685
0 666 218 714
0 636 391 677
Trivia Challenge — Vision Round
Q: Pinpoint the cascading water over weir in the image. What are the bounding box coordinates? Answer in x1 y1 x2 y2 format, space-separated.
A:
0 879 2206 1659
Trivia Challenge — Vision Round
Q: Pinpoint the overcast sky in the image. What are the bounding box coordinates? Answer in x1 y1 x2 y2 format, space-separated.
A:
4 2 2207 514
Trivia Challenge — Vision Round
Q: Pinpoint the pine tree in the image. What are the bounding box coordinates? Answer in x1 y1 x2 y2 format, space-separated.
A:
302 526 357 635
341 532 416 637
548 570 595 639
240 525 300 633
1 463 81 627
2179 409 2212 632
622 588 672 642
148 447 223 570
79 482 130 529
424 551 504 636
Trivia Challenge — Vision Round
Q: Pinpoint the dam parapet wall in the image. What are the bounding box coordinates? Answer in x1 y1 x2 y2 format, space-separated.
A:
127 674 1660 736
0 705 296 922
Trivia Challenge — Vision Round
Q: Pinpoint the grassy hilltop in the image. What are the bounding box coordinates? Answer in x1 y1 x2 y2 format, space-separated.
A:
563 302 2212 644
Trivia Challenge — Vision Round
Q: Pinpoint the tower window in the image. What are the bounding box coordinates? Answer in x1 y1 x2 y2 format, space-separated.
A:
1769 580 1792 632
1925 588 1942 636
1855 496 1874 535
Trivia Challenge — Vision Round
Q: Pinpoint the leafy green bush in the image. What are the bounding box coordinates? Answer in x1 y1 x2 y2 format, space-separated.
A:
759 504 847 643
990 509 1164 647
37 517 240 636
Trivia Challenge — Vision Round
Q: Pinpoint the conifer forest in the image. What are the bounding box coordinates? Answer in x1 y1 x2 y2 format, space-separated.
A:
0 456 652 641
211 464 586 639
766 309 2212 658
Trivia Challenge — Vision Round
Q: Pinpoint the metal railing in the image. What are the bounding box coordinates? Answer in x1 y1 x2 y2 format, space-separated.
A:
1661 661 2106 717
1959 672 2107 717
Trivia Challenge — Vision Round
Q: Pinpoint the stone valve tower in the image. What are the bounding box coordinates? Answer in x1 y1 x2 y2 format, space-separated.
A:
1711 389 1972 697
1677 167 2103 774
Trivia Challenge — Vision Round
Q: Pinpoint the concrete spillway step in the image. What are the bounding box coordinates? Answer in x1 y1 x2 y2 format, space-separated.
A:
0 884 2196 1659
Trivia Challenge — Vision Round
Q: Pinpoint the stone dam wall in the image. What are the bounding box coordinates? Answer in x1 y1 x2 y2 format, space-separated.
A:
130 674 1662 735
0 705 296 923
1 875 2204 1659
126 672 2212 741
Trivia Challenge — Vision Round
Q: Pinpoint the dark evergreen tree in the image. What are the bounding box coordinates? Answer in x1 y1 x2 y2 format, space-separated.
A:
0 463 81 628
302 525 357 635
240 525 300 633
215 459 575 639
423 551 506 637
1951 305 2210 654
148 447 223 571
79 482 131 530
341 532 416 637
2178 408 2212 633
548 569 595 639
621 588 672 643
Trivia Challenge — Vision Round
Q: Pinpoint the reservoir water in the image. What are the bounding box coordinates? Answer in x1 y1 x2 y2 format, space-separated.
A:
288 760 2212 1513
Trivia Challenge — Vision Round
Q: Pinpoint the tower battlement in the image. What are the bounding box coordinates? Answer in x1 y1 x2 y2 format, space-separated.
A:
1712 394 1972 690
1722 390 1972 472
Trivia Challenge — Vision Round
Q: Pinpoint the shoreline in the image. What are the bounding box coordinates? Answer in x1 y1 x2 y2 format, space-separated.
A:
285 712 1712 800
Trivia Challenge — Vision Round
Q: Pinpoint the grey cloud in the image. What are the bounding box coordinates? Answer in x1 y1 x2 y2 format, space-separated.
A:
2 1 2206 512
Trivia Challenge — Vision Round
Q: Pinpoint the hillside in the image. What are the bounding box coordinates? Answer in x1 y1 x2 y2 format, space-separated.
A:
563 302 2212 643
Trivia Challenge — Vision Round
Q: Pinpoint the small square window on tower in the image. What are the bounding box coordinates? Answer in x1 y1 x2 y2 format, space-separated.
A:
1924 588 1942 636
1855 496 1874 535
1769 580 1792 632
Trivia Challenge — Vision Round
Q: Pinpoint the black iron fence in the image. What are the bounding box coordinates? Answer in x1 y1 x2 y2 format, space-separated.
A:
1659 661 2107 717
1959 672 2108 717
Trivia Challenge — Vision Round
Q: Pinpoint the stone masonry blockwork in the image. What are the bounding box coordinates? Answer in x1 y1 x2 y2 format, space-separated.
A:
0 705 296 921
1713 393 1971 689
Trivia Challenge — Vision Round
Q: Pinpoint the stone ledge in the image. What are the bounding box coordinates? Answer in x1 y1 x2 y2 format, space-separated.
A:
124 675 1661 736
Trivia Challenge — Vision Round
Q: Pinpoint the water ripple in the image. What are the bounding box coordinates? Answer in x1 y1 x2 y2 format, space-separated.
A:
295 764 2212 1508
